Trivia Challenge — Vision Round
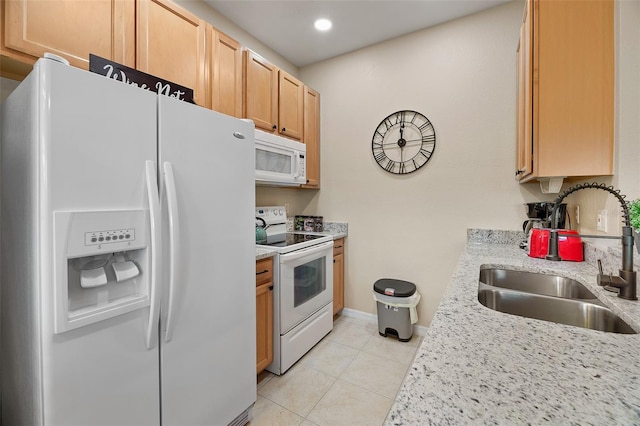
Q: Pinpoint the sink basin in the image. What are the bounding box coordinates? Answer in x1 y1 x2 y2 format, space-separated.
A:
479 267 597 299
477 268 637 334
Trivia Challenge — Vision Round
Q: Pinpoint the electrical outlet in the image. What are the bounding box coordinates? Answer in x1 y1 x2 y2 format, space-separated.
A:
284 203 290 214
575 205 580 224
597 209 608 232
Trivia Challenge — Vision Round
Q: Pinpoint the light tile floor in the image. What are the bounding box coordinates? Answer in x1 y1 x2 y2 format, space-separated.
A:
250 315 422 426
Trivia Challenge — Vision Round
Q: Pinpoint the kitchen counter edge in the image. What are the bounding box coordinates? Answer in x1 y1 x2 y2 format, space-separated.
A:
255 248 277 260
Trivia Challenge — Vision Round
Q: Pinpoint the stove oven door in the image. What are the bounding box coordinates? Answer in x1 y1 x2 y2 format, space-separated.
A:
278 241 334 333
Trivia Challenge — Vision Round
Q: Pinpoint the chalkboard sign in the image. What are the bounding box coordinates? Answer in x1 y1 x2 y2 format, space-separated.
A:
89 54 195 104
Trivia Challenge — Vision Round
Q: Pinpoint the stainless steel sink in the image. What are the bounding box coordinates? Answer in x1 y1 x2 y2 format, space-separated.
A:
477 268 637 334
479 267 597 299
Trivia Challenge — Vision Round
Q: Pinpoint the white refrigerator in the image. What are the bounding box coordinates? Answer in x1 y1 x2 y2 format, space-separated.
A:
1 56 256 425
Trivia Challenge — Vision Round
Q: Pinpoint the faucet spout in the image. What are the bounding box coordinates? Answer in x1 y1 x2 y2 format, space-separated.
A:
545 182 637 300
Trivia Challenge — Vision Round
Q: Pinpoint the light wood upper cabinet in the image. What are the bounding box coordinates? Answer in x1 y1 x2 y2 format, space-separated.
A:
243 50 305 141
3 0 135 70
515 0 532 181
137 0 206 106
207 27 242 117
278 70 304 140
244 50 278 132
516 0 613 182
303 86 320 188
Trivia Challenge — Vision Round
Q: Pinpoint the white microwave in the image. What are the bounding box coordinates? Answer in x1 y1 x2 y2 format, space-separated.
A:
255 129 306 187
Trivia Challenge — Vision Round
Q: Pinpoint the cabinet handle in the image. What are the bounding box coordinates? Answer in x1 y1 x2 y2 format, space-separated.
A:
256 269 269 275
272 124 277 130
333 259 336 263
335 245 343 249
282 127 286 132
515 169 524 176
306 179 310 184
268 285 273 291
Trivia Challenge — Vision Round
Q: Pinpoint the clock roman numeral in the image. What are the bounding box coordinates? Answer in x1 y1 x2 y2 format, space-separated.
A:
374 150 387 163
384 159 396 172
399 162 407 174
384 118 394 131
418 122 434 132
421 134 436 145
418 148 432 160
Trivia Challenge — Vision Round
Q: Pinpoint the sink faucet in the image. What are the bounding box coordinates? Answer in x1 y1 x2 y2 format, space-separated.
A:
545 182 637 300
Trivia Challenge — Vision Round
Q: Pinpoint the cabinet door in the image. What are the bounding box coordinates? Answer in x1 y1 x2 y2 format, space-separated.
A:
515 0 532 180
256 258 273 286
4 0 134 70
256 283 273 374
244 50 278 132
332 239 344 315
534 0 613 177
278 70 304 140
137 0 206 106
303 86 320 188
208 27 242 117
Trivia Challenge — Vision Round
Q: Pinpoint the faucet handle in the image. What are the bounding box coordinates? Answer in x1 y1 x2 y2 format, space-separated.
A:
597 259 604 275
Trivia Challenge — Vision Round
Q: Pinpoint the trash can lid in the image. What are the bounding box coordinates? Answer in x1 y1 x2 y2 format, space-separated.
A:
373 278 416 297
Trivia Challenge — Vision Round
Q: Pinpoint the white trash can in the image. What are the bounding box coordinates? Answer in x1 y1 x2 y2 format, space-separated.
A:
373 278 420 342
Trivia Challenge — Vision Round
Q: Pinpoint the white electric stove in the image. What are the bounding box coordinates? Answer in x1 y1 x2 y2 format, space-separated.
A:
256 206 334 375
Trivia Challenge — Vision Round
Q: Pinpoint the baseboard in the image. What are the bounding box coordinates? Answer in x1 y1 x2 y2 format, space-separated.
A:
339 308 428 336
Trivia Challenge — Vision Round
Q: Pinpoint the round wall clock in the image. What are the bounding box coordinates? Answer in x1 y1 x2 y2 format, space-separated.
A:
371 110 436 174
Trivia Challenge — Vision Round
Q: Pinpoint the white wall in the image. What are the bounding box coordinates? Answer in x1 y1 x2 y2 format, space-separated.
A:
258 1 537 326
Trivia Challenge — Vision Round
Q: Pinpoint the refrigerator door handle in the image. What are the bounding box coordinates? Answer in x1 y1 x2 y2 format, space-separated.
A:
163 161 180 342
145 160 162 349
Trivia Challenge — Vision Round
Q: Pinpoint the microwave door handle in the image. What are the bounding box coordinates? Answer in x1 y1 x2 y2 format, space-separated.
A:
279 241 333 262
294 152 301 178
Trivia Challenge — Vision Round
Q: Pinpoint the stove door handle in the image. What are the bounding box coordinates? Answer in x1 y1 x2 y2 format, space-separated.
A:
279 240 333 262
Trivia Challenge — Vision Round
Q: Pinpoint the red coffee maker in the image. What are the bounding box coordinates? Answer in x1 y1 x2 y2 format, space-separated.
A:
524 202 583 262
528 229 584 262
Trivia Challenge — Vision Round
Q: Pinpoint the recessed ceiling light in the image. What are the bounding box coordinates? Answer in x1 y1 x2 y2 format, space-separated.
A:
314 18 332 32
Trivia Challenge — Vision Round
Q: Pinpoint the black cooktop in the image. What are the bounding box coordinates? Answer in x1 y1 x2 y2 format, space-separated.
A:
265 233 326 248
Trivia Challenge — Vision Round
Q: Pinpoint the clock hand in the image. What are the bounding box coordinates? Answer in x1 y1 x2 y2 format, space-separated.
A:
402 139 432 148
397 122 407 149
382 141 403 148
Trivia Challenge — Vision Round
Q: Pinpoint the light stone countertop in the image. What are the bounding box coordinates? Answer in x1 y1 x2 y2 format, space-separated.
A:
255 247 277 260
386 229 640 425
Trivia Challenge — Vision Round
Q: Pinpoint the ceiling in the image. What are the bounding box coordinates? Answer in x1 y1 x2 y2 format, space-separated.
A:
204 0 511 67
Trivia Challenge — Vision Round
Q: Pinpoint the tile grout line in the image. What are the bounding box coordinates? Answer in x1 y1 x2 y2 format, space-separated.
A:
253 317 421 425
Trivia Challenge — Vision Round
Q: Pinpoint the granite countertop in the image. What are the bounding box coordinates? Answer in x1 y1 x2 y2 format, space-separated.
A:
256 247 278 260
387 230 640 425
